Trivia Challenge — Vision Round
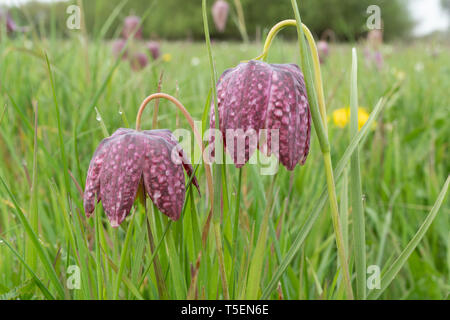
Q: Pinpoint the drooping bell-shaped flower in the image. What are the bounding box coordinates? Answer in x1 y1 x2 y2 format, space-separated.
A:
122 15 142 39
130 52 148 71
209 60 311 171
111 39 128 60
147 41 161 60
317 40 329 64
1 9 24 34
83 128 199 227
212 0 229 33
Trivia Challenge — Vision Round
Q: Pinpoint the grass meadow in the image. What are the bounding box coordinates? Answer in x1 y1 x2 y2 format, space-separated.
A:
0 23 449 300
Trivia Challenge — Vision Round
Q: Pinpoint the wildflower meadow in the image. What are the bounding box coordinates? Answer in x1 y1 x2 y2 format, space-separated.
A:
0 0 449 303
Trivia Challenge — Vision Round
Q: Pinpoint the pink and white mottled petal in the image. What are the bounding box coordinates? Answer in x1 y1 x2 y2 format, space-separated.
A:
212 61 272 167
99 134 146 227
83 138 112 217
142 130 200 194
143 138 186 221
266 65 310 170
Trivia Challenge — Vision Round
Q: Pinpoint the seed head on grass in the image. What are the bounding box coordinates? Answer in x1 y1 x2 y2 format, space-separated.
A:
83 128 199 227
209 60 311 170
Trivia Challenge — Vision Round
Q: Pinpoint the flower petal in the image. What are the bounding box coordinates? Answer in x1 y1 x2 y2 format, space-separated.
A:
265 64 311 169
143 136 186 221
83 139 111 217
142 129 200 194
212 61 272 167
99 133 146 227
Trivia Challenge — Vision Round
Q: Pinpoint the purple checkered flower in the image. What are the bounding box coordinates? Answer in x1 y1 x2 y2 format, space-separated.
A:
83 128 199 227
209 60 311 171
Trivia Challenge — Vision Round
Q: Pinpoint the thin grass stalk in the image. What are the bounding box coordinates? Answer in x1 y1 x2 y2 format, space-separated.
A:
94 204 103 299
290 0 353 298
233 0 249 43
26 101 38 271
202 0 229 299
113 210 136 300
350 48 366 299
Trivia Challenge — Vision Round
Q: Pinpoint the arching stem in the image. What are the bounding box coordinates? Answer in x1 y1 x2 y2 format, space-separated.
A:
136 92 214 214
256 10 354 299
255 19 327 132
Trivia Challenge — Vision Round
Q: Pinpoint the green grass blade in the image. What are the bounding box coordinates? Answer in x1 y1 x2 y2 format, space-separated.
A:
1 237 55 300
367 175 450 300
350 48 366 299
0 176 65 298
261 90 399 299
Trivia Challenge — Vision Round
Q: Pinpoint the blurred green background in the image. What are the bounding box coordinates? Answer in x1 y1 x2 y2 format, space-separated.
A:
6 0 413 41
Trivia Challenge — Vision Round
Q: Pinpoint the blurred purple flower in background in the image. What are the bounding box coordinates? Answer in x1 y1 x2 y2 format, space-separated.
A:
122 15 142 39
84 128 199 227
317 40 329 64
209 60 311 170
364 29 384 71
111 15 166 71
111 39 128 59
0 9 27 34
212 0 230 33
130 52 149 71
147 40 161 60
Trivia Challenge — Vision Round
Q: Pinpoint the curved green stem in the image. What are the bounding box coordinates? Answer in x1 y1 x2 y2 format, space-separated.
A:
288 0 353 299
255 19 327 131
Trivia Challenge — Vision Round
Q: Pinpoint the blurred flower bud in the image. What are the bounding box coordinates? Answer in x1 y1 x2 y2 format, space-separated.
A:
212 0 229 33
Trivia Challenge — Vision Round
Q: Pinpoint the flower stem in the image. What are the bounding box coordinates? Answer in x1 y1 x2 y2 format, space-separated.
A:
323 152 353 299
113 210 135 300
289 0 353 299
135 92 213 214
255 19 327 131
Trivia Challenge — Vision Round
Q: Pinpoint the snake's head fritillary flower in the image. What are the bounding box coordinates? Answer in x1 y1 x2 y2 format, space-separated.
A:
147 41 161 60
317 40 329 64
209 60 311 171
130 52 148 71
83 128 199 227
122 15 142 39
111 39 128 60
212 0 229 33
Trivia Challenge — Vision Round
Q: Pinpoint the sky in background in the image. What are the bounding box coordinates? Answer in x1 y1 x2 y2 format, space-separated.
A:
1 0 449 36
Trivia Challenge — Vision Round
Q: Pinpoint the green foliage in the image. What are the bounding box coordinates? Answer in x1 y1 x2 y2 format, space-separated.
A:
8 0 412 41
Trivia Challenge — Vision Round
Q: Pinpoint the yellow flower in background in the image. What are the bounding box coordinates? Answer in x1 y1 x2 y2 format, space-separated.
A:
331 107 374 131
332 108 349 128
162 53 172 62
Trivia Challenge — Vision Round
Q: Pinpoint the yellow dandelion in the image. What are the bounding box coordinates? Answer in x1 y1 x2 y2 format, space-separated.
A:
331 107 375 131
162 53 172 62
